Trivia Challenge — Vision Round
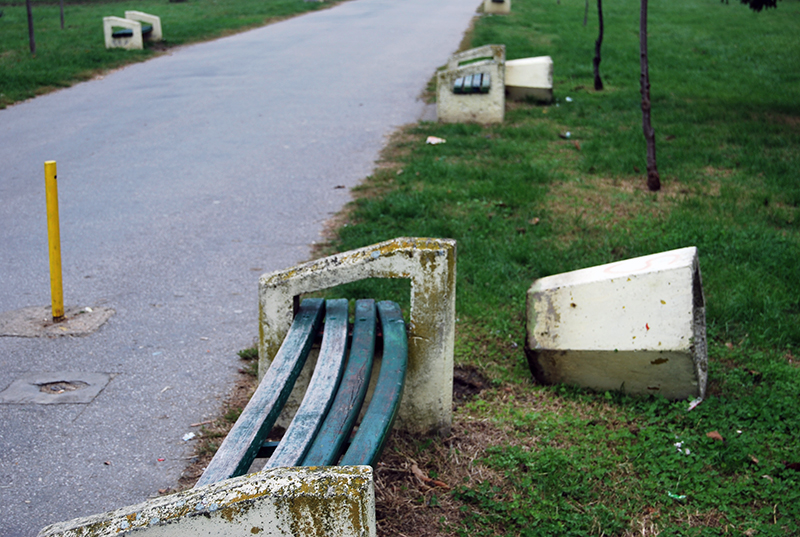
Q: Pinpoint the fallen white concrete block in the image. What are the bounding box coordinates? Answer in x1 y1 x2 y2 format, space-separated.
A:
505 56 553 102
525 247 707 400
436 45 505 124
38 466 376 537
484 0 511 14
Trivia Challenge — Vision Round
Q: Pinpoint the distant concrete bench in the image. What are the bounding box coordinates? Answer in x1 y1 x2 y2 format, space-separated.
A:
484 0 511 14
437 45 506 124
525 247 708 400
103 11 162 50
195 298 408 487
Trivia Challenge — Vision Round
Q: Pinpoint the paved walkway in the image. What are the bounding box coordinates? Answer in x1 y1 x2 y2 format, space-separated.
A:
0 1 478 534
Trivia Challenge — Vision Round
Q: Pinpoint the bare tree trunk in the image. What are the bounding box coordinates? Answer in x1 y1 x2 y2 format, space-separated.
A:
593 0 604 90
60 0 65 29
584 0 589 26
640 0 661 191
26 0 35 55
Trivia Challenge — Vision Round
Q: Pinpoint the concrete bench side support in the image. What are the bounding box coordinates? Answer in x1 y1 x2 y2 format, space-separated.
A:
259 237 456 437
125 11 162 41
437 45 505 124
483 0 511 14
525 247 707 400
103 16 142 50
38 466 375 537
505 56 553 102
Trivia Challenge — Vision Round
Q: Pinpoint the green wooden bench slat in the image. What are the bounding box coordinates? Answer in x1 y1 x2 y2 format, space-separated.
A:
194 298 325 487
265 299 349 468
339 301 407 466
453 72 491 94
301 299 377 466
480 72 491 93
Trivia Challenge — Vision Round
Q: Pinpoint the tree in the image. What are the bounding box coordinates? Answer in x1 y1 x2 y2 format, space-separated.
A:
26 0 35 54
593 0 605 91
640 0 660 191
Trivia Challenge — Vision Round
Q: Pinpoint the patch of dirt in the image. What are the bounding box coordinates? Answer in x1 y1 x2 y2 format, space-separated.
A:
545 175 699 243
453 364 490 404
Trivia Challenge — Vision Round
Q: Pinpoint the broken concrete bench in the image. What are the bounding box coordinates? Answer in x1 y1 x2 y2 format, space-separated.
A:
437 44 506 124
525 247 707 400
436 45 554 123
195 298 408 486
103 11 162 50
38 237 456 537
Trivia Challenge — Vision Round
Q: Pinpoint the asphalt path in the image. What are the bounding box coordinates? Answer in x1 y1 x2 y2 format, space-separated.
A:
0 0 479 534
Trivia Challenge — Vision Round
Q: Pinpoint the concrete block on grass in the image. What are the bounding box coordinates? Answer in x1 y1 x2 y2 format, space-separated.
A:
525 247 707 400
505 56 553 102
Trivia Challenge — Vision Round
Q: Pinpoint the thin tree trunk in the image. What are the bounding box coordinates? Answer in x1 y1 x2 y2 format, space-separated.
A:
26 0 35 55
593 0 604 90
60 0 64 29
584 0 589 26
640 0 661 191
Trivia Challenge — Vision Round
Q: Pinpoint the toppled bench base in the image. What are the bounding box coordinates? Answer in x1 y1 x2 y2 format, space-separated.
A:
525 247 707 400
505 56 553 102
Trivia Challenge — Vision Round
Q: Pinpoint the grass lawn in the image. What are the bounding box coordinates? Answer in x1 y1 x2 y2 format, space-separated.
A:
316 0 800 535
0 0 337 108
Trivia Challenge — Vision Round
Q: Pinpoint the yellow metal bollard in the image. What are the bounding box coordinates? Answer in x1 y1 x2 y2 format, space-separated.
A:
45 161 64 321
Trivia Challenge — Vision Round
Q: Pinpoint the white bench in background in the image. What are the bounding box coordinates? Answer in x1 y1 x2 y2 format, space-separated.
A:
525 247 708 400
103 11 162 50
484 0 511 14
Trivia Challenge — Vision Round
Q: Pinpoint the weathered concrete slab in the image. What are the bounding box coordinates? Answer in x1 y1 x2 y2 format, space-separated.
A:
0 372 113 404
505 56 553 102
525 247 707 400
38 466 375 537
437 45 505 124
0 305 114 337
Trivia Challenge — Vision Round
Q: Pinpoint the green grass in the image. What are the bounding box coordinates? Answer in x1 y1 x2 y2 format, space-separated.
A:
0 0 335 107
319 0 800 534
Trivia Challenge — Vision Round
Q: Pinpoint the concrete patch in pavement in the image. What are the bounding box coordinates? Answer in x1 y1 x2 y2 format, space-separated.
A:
0 306 114 337
0 372 113 404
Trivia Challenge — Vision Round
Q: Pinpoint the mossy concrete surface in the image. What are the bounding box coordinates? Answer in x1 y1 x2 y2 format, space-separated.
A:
38 466 376 537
